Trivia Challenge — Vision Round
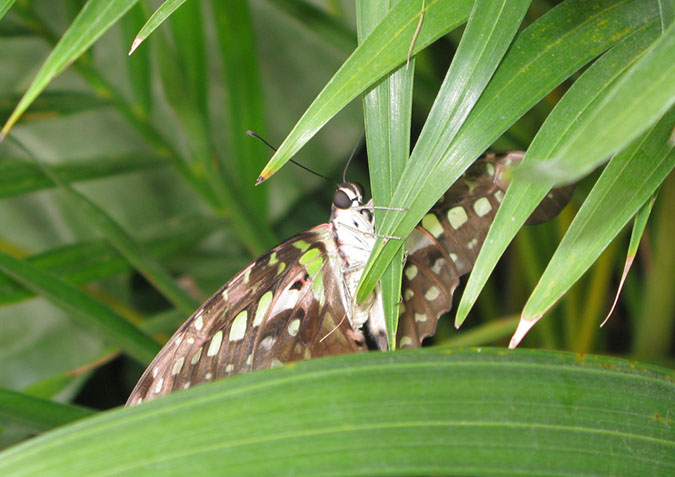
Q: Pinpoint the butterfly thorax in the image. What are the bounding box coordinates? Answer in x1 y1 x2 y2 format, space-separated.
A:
329 183 387 348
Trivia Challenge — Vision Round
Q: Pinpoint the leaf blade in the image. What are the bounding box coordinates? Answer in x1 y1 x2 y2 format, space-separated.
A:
128 0 188 54
0 388 93 432
1 0 139 137
0 249 161 364
446 4 661 326
512 108 675 346
0 349 671 475
258 0 474 182
357 0 415 348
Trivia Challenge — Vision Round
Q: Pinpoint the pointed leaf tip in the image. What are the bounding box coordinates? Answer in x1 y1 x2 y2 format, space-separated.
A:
601 257 634 328
255 175 265 186
509 316 539 349
129 37 143 56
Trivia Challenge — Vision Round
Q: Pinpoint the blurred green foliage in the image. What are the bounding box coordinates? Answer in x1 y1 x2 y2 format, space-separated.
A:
0 0 672 470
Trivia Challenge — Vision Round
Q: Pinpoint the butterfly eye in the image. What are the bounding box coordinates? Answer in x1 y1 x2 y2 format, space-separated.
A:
333 189 352 209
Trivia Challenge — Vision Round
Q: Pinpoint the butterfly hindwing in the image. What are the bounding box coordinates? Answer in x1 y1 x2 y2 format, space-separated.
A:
397 152 574 348
127 226 366 405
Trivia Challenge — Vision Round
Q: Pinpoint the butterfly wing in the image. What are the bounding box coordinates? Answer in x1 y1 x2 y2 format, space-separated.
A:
397 152 574 348
127 225 366 405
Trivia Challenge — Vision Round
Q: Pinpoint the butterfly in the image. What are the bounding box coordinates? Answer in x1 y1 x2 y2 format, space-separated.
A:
127 151 573 405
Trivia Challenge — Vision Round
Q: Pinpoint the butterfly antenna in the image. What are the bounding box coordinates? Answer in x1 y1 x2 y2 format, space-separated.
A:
246 131 334 184
342 132 365 183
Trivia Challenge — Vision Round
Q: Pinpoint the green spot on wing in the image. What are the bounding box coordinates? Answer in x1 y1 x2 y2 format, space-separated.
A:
254 291 274 327
299 248 321 265
293 240 311 252
276 262 286 275
306 256 324 277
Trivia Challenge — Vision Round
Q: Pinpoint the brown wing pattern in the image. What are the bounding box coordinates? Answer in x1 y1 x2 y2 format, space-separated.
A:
396 151 574 348
127 225 366 405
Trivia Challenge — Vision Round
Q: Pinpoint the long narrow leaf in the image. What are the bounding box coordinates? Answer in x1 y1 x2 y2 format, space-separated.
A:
128 0 187 54
0 154 164 199
0 349 671 475
1 0 139 137
0 217 217 305
169 1 207 119
0 250 160 364
9 141 199 315
0 0 16 20
451 10 661 326
120 3 152 115
258 0 474 182
153 26 277 255
511 108 675 346
357 0 530 303
357 0 415 348
601 195 656 327
632 172 675 360
212 0 267 218
0 388 93 432
359 0 661 304
521 21 675 184
0 91 109 121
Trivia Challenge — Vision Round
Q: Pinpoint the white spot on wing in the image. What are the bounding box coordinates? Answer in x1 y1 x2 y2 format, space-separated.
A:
191 347 202 365
415 313 428 322
405 265 418 280
431 258 444 274
260 336 276 350
404 288 414 300
194 313 204 331
272 289 299 313
154 378 164 394
473 197 492 217
207 330 224 356
288 319 300 337
494 190 505 203
172 357 185 376
422 214 444 238
447 206 468 229
400 336 413 347
229 311 247 341
425 286 440 301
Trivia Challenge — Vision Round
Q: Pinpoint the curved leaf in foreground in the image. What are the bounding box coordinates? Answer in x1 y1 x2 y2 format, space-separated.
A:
0 0 139 137
0 349 671 476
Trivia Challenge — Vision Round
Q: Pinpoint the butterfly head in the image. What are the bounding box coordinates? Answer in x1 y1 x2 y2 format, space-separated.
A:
333 182 365 209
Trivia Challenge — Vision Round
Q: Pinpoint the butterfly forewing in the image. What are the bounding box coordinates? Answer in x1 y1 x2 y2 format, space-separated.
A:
397 152 574 348
128 150 574 404
127 226 366 405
